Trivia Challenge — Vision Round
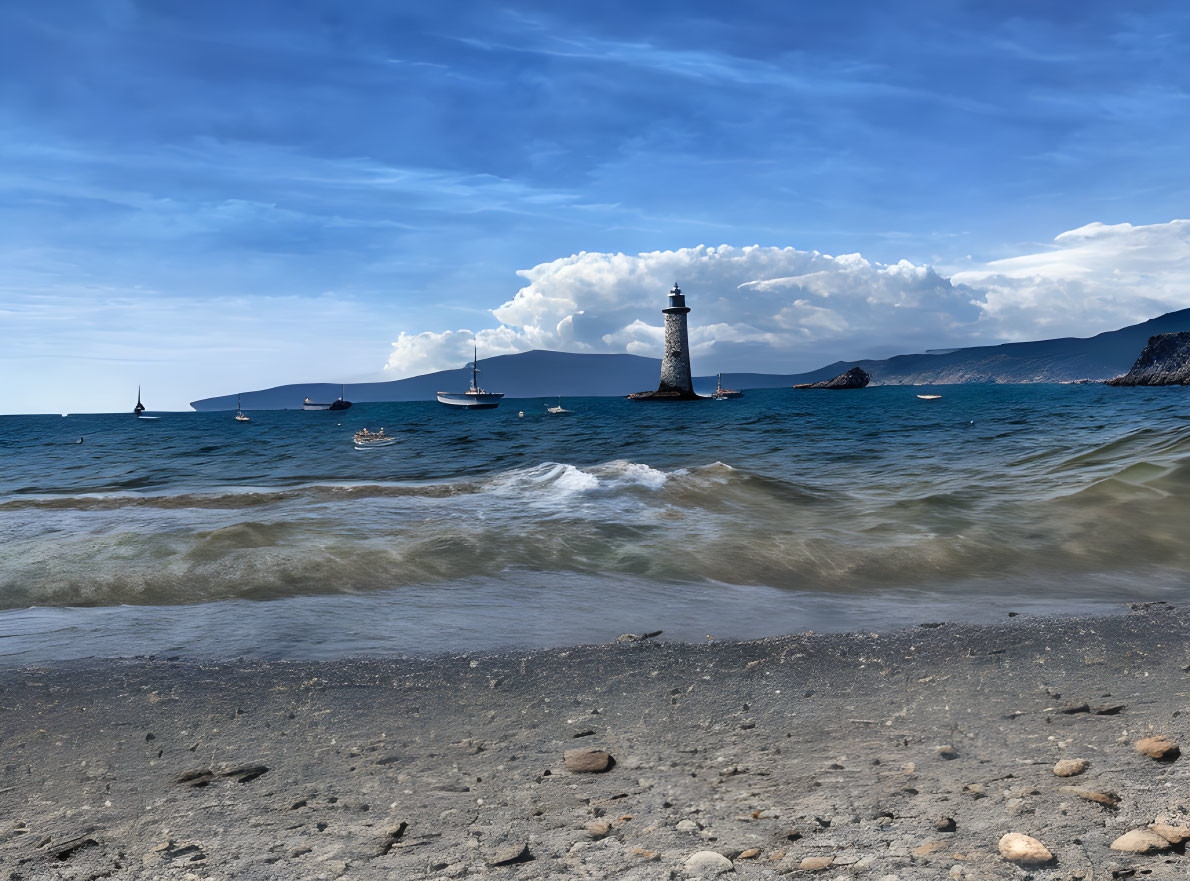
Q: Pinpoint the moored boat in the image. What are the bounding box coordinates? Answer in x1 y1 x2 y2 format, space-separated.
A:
711 373 743 400
437 346 504 409
545 396 572 414
235 394 251 422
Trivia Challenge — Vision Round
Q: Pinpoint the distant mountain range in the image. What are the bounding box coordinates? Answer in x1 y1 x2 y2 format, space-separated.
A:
782 307 1190 388
190 308 1190 410
192 351 666 410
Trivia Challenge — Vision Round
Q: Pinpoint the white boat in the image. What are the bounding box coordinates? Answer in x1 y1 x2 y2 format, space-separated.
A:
711 373 743 400
917 394 942 400
235 394 250 422
545 396 572 414
353 427 396 449
437 346 504 409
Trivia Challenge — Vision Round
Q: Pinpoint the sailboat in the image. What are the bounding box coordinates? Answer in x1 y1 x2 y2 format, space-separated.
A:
133 386 158 418
235 394 251 422
436 346 504 409
711 373 743 400
545 396 572 414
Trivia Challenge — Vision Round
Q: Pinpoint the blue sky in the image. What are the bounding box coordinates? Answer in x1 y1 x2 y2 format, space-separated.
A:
3 1 1189 412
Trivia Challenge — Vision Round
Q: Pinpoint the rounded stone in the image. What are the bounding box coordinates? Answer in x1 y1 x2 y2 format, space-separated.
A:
564 748 612 773
1059 786 1119 807
1053 758 1089 777
798 856 834 871
1134 736 1180 761
1149 823 1190 845
998 833 1053 865
684 850 733 876
1110 829 1172 854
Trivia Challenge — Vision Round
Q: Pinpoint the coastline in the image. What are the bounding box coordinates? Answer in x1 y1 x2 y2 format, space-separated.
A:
3 606 1189 879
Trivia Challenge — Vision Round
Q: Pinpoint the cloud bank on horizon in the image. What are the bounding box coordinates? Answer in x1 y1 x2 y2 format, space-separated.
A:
385 219 1190 377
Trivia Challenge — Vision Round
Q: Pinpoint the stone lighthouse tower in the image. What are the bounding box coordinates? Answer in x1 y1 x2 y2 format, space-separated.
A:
629 282 701 400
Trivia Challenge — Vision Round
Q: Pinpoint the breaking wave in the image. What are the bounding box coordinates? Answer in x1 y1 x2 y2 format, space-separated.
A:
3 386 1190 620
4 447 1190 610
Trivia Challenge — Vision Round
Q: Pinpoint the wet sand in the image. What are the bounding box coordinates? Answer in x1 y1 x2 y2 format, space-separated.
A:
2 605 1190 880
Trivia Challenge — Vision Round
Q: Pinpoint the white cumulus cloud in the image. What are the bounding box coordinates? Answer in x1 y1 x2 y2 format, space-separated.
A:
386 244 979 375
384 221 1190 377
955 219 1190 338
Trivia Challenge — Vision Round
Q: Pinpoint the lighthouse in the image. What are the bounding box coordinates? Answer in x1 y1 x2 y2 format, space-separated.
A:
628 283 702 400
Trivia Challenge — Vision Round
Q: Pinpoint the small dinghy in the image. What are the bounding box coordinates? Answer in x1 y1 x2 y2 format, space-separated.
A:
353 427 396 449
916 394 942 400
545 396 572 414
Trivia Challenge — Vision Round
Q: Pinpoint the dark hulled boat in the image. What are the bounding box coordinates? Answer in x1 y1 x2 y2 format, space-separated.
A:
304 386 352 411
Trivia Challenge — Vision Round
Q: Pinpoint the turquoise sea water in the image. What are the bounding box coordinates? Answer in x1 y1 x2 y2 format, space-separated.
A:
2 385 1189 662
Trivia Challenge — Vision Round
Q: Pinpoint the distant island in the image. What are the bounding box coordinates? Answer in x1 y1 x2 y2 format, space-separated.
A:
191 308 1190 410
793 367 871 390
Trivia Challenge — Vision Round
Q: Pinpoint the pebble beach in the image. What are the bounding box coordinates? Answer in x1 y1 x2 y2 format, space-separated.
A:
4 604 1190 880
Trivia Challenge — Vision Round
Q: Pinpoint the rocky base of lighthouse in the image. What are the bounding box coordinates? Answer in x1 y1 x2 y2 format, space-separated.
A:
626 385 704 401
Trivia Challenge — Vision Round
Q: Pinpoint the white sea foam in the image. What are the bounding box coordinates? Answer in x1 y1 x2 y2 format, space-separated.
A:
595 460 669 490
485 462 600 497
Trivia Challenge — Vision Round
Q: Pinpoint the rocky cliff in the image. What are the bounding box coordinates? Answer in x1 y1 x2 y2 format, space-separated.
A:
1106 332 1190 386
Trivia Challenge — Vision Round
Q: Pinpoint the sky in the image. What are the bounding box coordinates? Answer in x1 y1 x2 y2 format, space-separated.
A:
2 1 1189 413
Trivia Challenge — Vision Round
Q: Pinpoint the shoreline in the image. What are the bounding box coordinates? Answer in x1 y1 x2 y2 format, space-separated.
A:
3 606 1190 879
7 579 1185 667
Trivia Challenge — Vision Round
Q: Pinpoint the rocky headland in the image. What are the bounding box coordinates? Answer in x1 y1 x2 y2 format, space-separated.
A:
3 606 1190 880
1106 332 1190 386
793 367 871 390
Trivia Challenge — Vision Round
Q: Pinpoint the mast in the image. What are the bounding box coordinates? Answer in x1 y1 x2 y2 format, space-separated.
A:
472 344 479 392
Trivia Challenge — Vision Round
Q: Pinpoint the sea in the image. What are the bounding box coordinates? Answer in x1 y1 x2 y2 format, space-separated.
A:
2 384 1188 664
